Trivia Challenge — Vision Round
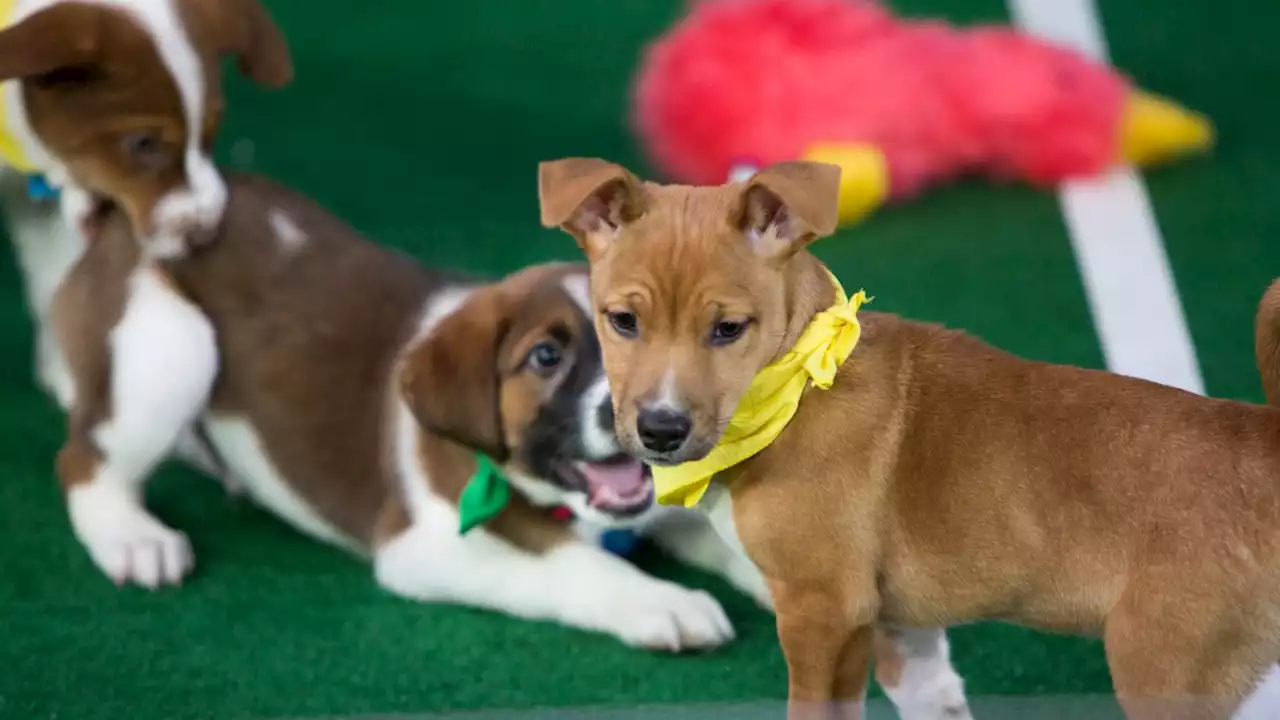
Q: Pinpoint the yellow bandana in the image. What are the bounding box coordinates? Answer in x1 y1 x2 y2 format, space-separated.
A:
652 272 869 508
0 0 37 174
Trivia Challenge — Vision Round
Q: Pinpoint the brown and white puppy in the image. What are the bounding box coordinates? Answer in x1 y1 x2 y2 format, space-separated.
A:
45 171 747 651
0 0 292 258
542 156 1280 718
0 0 291 498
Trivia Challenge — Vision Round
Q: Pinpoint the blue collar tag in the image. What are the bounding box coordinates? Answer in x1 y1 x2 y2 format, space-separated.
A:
26 174 59 202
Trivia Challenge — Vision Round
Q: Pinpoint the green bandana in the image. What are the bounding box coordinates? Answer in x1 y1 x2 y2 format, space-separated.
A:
457 454 511 535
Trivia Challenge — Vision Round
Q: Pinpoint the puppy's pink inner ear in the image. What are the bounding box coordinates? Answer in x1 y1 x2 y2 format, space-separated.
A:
742 186 800 256
573 180 633 236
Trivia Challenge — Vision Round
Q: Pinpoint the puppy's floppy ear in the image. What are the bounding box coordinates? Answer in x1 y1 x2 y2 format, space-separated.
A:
399 287 510 461
0 4 104 81
737 161 842 262
226 0 293 88
538 157 647 258
186 0 293 88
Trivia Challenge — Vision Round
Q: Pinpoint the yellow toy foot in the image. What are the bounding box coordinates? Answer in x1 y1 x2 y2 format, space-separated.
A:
802 143 889 227
1120 90 1214 168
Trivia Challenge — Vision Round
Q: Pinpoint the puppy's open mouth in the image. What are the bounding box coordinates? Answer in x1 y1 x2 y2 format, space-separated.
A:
567 455 654 516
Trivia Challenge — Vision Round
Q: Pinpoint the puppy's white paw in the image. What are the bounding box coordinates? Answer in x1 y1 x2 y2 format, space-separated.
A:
889 669 973 720
897 699 972 720
69 485 194 589
897 696 973 720
604 582 735 652
80 512 194 589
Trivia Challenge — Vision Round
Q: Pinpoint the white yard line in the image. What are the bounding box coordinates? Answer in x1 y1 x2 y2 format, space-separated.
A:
1008 0 1206 395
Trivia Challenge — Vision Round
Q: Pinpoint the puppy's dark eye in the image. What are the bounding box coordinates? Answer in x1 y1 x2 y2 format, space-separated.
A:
710 319 749 346
34 65 99 88
120 131 171 171
607 310 638 339
526 341 563 374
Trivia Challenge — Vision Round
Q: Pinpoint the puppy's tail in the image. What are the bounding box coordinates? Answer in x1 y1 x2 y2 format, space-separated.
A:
1255 278 1280 406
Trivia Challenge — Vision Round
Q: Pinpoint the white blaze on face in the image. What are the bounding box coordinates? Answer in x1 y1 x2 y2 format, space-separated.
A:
654 365 685 413
562 272 623 459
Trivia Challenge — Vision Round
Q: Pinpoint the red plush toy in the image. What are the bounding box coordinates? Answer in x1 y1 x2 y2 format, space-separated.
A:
633 0 1214 225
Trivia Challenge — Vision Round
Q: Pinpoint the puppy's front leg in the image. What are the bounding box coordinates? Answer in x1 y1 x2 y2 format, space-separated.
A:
648 502 972 719
52 265 217 588
374 495 734 652
773 583 874 720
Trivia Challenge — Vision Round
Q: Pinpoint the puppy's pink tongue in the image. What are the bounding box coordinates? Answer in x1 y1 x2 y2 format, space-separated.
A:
576 460 650 508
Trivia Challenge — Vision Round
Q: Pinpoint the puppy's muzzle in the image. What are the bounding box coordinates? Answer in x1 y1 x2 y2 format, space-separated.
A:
636 406 692 454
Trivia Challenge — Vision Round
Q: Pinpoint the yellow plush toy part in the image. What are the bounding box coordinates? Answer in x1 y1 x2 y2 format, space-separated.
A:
801 89 1214 227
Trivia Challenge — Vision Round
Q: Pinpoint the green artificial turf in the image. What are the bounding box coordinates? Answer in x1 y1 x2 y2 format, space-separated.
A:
2 0 1278 717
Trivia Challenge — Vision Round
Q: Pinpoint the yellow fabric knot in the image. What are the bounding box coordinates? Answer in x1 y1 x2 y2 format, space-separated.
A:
652 272 869 509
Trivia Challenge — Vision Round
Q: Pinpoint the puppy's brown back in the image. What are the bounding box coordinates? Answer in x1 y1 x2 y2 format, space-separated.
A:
736 305 1280 634
74 174 462 547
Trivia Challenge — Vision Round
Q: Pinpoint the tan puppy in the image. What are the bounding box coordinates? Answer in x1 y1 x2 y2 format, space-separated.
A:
541 156 1280 719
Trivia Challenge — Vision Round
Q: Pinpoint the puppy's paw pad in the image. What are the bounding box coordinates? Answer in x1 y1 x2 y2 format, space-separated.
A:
613 585 735 652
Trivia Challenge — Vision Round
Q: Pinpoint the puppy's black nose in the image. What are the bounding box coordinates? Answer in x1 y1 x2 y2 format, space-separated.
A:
636 407 692 453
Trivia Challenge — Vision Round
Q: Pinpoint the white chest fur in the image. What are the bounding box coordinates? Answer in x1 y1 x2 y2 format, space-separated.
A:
692 483 774 610
702 483 752 561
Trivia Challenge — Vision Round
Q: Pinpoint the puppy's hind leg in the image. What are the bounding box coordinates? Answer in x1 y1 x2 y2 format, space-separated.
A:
1104 578 1270 720
873 627 972 720
55 265 217 589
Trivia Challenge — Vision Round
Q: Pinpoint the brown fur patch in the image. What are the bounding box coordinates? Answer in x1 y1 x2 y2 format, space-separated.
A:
176 0 293 90
371 496 411 551
0 0 291 240
401 263 602 466
1256 278 1280 406
16 5 187 236
400 286 509 461
166 175 433 546
55 436 102 490
46 212 139 491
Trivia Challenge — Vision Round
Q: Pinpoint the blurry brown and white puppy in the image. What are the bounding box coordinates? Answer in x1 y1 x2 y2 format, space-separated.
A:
45 171 753 651
0 0 292 507
0 0 292 259
542 156 1280 719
